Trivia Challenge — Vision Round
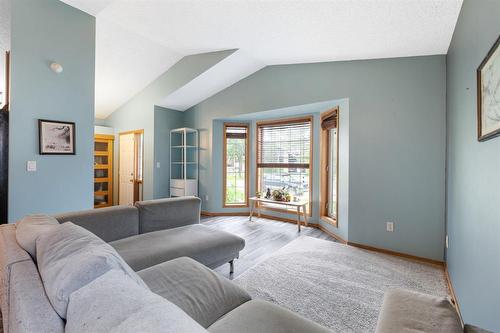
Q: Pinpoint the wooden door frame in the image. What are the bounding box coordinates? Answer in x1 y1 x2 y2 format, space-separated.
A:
118 129 144 204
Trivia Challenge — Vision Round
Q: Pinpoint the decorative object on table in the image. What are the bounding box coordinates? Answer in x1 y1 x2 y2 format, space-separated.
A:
271 187 291 202
38 119 75 155
265 188 271 199
477 35 500 141
255 191 262 198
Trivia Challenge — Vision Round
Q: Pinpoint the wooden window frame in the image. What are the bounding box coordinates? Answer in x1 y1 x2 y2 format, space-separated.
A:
223 123 250 208
320 108 339 227
255 116 313 217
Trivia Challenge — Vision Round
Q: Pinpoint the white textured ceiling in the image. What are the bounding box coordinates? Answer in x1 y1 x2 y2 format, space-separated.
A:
61 0 463 118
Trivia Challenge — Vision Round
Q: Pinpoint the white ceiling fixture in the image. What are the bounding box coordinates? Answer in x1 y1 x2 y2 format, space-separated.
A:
61 0 463 118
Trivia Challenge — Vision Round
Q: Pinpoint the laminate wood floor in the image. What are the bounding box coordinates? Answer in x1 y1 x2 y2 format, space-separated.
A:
201 215 336 279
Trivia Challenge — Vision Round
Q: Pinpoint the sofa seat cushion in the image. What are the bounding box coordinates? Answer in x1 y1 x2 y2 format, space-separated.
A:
208 299 332 333
36 222 148 319
66 269 207 333
110 224 245 271
138 257 251 328
375 289 463 333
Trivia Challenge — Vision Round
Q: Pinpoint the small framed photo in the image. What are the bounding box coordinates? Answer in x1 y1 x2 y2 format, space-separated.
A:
477 36 500 141
38 119 76 155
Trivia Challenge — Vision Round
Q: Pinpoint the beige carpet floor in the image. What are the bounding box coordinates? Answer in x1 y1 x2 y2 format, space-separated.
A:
235 236 449 333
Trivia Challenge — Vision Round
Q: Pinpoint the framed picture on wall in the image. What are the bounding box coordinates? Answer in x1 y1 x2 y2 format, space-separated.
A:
477 36 500 141
39 119 76 155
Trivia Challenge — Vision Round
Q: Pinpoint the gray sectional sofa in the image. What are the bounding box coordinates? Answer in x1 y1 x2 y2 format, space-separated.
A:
0 197 332 332
55 197 244 272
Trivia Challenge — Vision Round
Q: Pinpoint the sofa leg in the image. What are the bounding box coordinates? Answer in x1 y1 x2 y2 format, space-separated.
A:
229 260 234 274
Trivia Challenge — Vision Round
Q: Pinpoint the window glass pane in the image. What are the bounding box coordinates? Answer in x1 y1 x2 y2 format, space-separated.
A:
328 128 338 218
94 141 108 152
259 167 309 203
224 126 247 205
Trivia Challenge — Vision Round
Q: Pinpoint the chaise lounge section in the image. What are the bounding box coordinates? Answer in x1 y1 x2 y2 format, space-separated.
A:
54 197 244 273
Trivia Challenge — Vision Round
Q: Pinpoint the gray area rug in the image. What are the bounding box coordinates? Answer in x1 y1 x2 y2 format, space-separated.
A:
234 236 449 332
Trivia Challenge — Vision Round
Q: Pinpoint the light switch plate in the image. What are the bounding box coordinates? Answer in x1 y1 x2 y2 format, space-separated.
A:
386 221 394 232
156 162 160 168
27 160 37 172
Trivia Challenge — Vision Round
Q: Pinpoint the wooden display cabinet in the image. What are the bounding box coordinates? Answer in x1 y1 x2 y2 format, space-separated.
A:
94 134 114 208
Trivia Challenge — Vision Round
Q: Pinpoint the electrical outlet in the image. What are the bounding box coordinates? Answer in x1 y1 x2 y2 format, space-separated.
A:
156 162 160 168
445 235 449 249
205 195 209 201
386 221 394 232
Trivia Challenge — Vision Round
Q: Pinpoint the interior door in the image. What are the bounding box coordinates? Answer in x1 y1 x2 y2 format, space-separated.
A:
119 133 135 205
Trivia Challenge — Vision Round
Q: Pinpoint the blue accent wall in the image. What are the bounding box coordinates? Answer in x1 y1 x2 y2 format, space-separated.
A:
154 106 184 198
185 55 446 260
446 0 500 330
8 0 95 222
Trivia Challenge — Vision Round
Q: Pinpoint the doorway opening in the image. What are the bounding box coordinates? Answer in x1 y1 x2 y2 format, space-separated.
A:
119 130 144 205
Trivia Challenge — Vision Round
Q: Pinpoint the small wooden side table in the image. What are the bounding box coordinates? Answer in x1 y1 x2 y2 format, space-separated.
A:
249 197 309 232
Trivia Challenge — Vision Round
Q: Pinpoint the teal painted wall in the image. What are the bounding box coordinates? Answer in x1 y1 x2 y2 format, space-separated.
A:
8 0 95 222
102 50 235 201
185 55 446 260
446 0 500 331
153 106 184 199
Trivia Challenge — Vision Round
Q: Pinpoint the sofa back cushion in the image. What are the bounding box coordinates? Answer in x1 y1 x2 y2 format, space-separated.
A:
36 222 148 319
0 225 64 333
138 257 252 328
66 269 207 333
54 205 139 242
135 197 201 234
16 214 60 258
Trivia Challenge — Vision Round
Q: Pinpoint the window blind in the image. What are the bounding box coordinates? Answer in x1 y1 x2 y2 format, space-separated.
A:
257 119 311 169
321 110 337 130
225 126 247 139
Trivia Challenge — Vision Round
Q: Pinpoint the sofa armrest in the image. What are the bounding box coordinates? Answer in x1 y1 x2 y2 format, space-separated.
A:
375 289 463 333
135 197 201 233
138 257 251 328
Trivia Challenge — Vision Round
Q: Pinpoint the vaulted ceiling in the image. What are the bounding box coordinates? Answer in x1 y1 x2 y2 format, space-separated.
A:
61 0 463 119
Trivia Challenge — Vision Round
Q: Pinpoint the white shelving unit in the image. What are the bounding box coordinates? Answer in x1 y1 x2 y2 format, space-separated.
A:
170 127 198 197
